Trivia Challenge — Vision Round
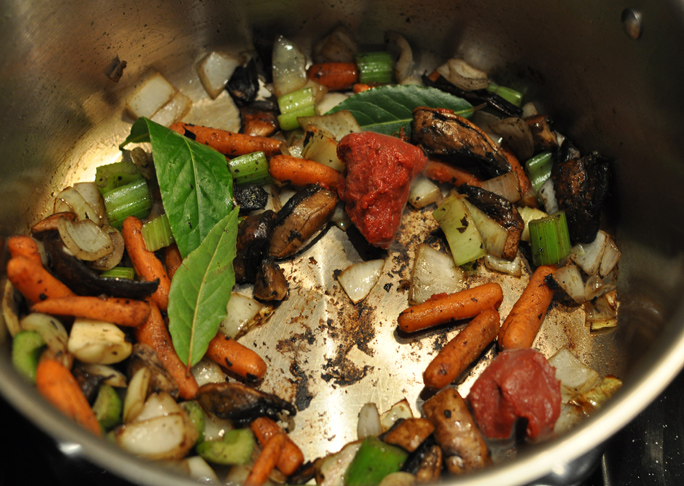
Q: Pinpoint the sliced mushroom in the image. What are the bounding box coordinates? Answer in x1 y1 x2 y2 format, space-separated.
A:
268 184 338 259
253 258 289 302
239 100 279 137
383 418 435 453
401 436 442 483
411 107 511 178
196 382 296 427
525 115 558 153
234 210 276 284
458 184 524 261
234 184 269 213
128 343 180 400
422 387 491 474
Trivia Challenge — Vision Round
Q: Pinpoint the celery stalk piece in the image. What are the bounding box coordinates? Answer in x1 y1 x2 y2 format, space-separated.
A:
486 82 524 107
12 330 46 383
344 436 408 486
180 400 206 445
277 104 317 131
355 52 394 84
95 161 143 195
102 178 152 229
525 151 554 192
432 194 486 266
227 151 273 186
529 211 572 266
278 87 315 114
196 428 255 466
93 383 122 430
142 214 174 252
100 267 136 280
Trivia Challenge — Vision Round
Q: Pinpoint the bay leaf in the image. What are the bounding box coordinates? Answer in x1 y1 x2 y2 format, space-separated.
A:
327 84 473 136
168 207 239 367
120 117 234 258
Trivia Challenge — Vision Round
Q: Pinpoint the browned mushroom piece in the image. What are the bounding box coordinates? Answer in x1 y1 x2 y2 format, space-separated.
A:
234 210 276 284
127 343 180 400
382 418 435 453
458 184 524 261
414 443 443 483
268 184 338 259
196 381 296 427
253 258 289 301
239 100 280 137
411 106 511 177
422 387 491 474
525 114 559 153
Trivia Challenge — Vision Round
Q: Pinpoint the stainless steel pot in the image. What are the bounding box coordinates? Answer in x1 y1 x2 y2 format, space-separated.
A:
2 1 684 485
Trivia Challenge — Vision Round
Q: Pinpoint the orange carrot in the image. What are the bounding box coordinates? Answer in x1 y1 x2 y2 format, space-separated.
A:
6 256 74 304
169 122 284 158
122 216 171 311
251 417 305 476
164 243 183 281
499 265 556 350
36 358 102 436
245 432 286 486
7 235 43 266
423 308 500 389
499 144 531 198
269 154 342 190
427 69 441 82
206 334 267 382
31 295 151 327
352 83 373 94
136 301 199 399
31 212 76 235
425 159 483 187
397 283 503 334
307 63 359 91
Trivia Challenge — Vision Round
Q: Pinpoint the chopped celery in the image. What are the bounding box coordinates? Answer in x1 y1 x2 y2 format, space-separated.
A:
180 400 205 445
432 194 486 266
228 151 273 186
529 211 572 266
277 104 317 131
101 267 136 280
487 82 523 107
95 161 143 195
102 178 152 229
142 214 174 252
278 87 315 114
196 428 255 466
344 436 408 486
525 151 554 192
12 330 46 383
355 52 394 84
93 383 122 430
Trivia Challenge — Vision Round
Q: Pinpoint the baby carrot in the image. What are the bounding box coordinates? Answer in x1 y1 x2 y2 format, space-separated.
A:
245 433 286 486
251 417 305 476
397 283 503 333
269 154 342 190
122 216 171 311
499 265 556 350
307 62 359 91
6 256 74 304
423 308 500 389
31 296 151 327
425 159 483 187
7 235 43 266
352 83 373 93
206 334 267 382
164 243 183 281
169 122 284 158
135 301 199 400
36 358 102 436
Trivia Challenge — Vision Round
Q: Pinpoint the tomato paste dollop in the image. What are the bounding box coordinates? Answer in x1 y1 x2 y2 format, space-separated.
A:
337 132 427 248
467 348 561 440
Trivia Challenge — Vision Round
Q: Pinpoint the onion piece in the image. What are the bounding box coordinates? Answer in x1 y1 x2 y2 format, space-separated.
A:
197 51 241 99
330 202 352 231
313 25 359 63
599 235 621 277
484 252 523 277
67 318 133 365
218 292 270 339
385 31 414 83
115 412 198 461
380 398 413 432
20 313 72 369
317 92 350 115
571 231 607 276
471 110 504 145
272 35 307 98
462 198 508 259
378 472 416 486
182 456 219 483
408 175 441 209
73 182 107 225
479 171 521 203
2 278 22 338
203 412 234 442
337 259 385 304
299 110 362 141
357 403 382 439
552 262 586 303
409 244 464 305
184 90 241 133
88 225 125 271
150 91 192 127
126 71 178 119
522 101 540 118
436 58 489 91
549 348 600 403
57 217 114 261
134 392 184 423
123 367 151 424
79 363 128 388
585 290 618 331
191 358 226 387
302 127 345 172
489 117 534 161
316 441 363 486
537 178 558 214
518 206 548 241
54 186 102 225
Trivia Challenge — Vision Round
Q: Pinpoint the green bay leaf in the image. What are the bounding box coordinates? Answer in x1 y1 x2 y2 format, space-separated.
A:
327 84 473 136
168 207 239 367
120 118 234 258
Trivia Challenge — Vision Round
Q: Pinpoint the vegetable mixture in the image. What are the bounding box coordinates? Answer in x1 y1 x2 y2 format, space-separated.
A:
3 25 622 485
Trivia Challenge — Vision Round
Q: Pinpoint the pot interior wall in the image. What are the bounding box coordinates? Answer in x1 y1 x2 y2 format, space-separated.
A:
2 1 684 485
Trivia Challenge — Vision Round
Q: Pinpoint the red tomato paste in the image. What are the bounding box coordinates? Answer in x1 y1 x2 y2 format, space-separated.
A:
467 348 561 440
337 132 427 248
